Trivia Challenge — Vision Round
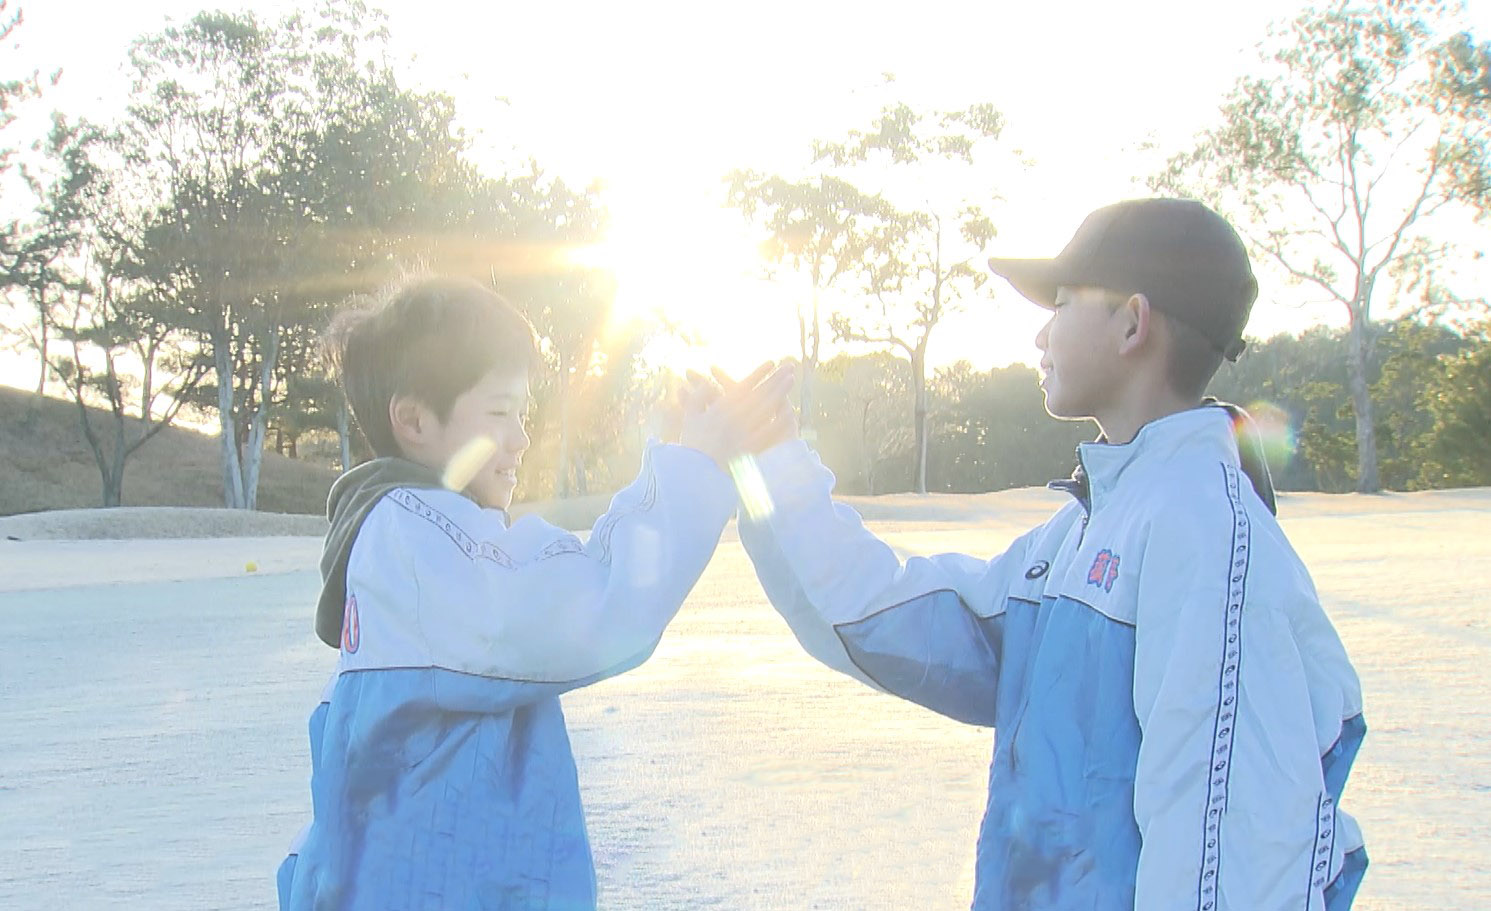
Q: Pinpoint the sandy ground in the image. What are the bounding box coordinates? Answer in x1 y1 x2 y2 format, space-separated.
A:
0 487 1488 909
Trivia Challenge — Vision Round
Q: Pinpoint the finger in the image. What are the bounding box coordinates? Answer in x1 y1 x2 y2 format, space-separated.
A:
741 405 797 452
685 368 715 389
727 364 796 419
682 370 722 407
728 387 796 442
710 366 739 392
717 360 775 395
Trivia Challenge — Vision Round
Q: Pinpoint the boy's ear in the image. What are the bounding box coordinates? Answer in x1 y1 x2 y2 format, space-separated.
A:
388 394 429 451
1116 292 1153 357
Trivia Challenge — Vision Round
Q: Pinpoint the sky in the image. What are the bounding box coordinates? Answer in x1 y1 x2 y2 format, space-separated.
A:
5 0 1490 383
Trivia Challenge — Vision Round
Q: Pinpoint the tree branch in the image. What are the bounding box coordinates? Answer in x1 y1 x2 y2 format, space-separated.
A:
1363 140 1447 297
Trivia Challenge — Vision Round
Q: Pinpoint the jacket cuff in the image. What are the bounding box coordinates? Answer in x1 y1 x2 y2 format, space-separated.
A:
649 442 738 521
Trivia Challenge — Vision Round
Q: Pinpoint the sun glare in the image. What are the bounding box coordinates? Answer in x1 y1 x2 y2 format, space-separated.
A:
566 186 796 378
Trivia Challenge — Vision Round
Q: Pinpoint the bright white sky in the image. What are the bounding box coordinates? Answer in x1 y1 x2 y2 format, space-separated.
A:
6 0 1491 384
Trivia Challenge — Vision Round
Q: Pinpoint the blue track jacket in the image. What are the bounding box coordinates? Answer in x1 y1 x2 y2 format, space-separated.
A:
739 406 1367 910
278 443 736 910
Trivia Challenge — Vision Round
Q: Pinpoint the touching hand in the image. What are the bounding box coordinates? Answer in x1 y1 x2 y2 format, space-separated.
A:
707 365 799 454
678 361 796 467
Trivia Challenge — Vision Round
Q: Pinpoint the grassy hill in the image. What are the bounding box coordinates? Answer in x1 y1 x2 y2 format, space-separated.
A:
0 384 338 517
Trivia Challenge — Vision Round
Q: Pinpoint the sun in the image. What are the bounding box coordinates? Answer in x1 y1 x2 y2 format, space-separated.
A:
564 185 799 377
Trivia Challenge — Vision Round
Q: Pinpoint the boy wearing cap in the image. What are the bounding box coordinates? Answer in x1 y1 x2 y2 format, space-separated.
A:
723 199 1366 909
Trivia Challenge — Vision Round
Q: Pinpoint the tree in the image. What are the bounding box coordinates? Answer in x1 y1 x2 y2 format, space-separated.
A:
493 165 615 499
813 351 911 495
118 10 313 509
725 172 895 440
1153 0 1491 492
1415 321 1491 487
1 0 62 390
19 116 208 506
816 101 1006 493
1207 317 1480 492
1368 318 1471 488
928 361 1093 493
120 3 497 508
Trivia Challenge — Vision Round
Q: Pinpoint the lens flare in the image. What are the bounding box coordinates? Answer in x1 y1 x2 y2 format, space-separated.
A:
443 436 498 492
1239 401 1296 469
728 454 775 522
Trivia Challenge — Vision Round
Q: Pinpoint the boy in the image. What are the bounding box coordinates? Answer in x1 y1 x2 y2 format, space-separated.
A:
277 276 789 910
724 199 1367 909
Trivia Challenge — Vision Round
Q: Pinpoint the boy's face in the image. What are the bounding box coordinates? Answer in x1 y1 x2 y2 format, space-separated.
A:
1033 285 1129 420
422 367 532 510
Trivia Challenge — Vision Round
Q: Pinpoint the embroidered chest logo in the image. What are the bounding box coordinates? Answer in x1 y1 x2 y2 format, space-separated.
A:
1086 549 1121 593
342 594 361 654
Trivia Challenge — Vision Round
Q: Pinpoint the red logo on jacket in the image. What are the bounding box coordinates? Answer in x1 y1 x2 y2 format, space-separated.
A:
342 594 361 654
1087 550 1121 593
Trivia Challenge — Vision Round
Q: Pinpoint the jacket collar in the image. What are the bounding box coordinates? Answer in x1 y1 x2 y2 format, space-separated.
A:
1050 406 1239 513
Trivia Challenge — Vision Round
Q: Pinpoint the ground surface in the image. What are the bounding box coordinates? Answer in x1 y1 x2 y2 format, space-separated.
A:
1 487 1487 909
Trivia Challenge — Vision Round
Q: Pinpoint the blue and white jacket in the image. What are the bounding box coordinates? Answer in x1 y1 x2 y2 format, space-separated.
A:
739 407 1367 910
278 444 737 910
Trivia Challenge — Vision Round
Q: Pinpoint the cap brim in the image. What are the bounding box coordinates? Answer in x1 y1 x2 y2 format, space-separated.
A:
987 257 1062 309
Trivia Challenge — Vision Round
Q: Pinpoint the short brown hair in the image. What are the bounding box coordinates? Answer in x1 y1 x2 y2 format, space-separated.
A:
1161 313 1226 398
1099 289 1224 399
325 276 539 458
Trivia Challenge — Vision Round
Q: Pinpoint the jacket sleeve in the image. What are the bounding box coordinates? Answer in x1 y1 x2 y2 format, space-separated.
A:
341 442 737 712
736 439 1033 727
1132 477 1331 910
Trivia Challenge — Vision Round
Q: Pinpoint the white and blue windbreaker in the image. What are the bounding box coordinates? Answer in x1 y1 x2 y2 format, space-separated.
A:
278 444 737 910
739 406 1367 910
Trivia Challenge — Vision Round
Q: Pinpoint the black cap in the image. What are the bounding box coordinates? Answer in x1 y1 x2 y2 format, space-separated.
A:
987 198 1258 361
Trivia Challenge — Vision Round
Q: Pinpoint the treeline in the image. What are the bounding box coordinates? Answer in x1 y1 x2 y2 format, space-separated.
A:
1208 319 1491 492
511 316 1490 501
748 317 1490 497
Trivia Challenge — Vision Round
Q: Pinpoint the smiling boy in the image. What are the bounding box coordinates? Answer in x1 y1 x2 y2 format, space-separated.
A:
278 276 790 910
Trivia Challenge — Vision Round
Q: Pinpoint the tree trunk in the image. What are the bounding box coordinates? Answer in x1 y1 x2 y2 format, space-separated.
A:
572 451 588 496
557 362 571 498
1346 312 1380 493
215 333 246 509
103 428 127 508
241 330 280 511
101 474 122 508
798 288 821 439
36 312 48 397
337 402 353 472
139 339 156 436
912 348 929 495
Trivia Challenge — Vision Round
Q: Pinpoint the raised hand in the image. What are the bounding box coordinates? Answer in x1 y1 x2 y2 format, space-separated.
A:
678 361 796 467
702 364 800 454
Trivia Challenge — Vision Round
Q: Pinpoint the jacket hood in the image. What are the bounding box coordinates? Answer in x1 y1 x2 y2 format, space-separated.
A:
316 457 450 647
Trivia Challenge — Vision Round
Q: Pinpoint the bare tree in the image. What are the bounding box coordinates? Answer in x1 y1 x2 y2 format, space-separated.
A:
1153 0 1490 492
